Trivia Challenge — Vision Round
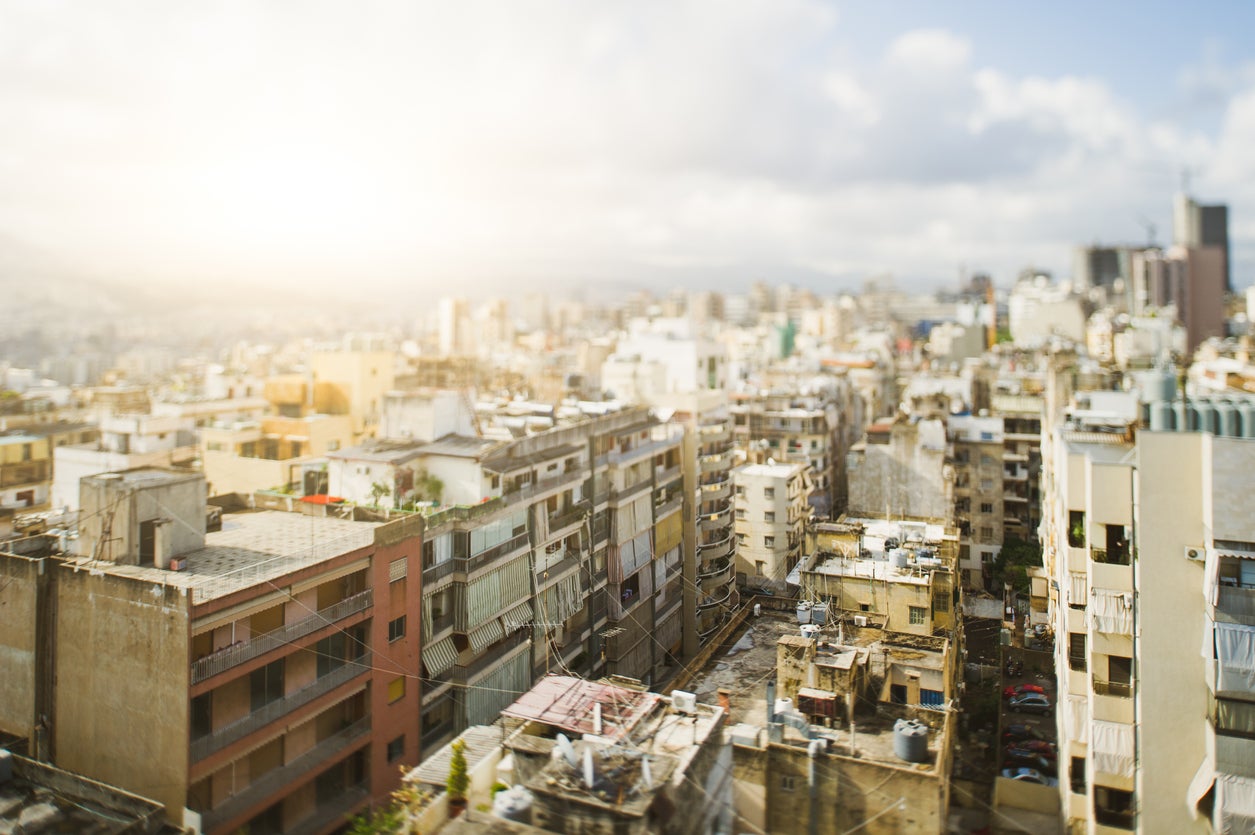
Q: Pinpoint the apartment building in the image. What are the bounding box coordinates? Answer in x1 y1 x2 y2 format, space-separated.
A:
1044 385 1255 834
0 468 423 835
948 414 1007 588
730 389 845 518
846 416 952 522
416 406 696 754
0 433 52 514
200 413 354 496
51 412 197 509
733 461 811 594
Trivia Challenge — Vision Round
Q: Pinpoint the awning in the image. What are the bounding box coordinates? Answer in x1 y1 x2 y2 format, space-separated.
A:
1091 719 1135 777
1216 773 1255 835
1215 622 1255 695
423 636 459 678
1091 588 1134 635
502 601 534 634
1187 757 1215 819
468 619 506 653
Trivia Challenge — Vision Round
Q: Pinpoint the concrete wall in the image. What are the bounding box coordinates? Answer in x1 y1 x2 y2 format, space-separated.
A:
53 566 191 822
201 450 309 496
763 742 947 834
0 552 41 741
847 421 952 521
1136 432 1226 834
77 475 206 565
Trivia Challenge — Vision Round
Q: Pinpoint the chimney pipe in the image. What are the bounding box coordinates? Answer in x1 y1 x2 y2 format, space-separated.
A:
766 679 777 724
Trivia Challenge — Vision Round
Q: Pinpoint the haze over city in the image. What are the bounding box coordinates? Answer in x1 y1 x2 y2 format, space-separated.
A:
3 0 1255 297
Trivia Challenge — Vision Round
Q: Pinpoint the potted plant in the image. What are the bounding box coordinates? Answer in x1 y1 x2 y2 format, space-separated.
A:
447 738 469 817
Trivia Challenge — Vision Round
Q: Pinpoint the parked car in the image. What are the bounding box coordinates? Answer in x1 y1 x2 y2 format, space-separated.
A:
1009 692 1051 714
1002 751 1056 775
1003 683 1047 699
1006 743 1057 761
1001 767 1059 787
1006 739 1056 756
1002 723 1047 743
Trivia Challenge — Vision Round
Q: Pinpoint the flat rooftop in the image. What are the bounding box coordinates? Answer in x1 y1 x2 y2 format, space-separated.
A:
805 555 933 585
0 750 166 834
685 610 948 772
64 510 384 604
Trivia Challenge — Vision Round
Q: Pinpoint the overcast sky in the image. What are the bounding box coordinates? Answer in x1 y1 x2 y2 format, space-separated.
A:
3 0 1255 296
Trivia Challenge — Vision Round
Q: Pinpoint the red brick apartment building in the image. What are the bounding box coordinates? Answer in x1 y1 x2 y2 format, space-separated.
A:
0 468 423 835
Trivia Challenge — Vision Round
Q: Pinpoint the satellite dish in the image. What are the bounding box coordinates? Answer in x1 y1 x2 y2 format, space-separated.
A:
556 733 578 768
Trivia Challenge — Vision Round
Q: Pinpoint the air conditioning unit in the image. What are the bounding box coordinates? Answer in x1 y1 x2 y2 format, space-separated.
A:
671 690 698 715
1184 546 1205 562
853 615 869 627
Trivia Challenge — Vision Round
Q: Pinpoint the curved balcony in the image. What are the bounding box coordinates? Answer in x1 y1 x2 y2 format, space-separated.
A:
700 479 732 503
697 556 730 580
699 560 735 589
698 532 734 561
697 613 728 642
701 439 736 457
697 585 733 611
699 451 728 473
699 421 731 442
701 498 731 521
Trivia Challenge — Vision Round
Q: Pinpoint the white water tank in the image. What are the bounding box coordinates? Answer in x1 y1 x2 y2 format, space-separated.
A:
811 602 828 625
796 601 813 624
493 786 534 823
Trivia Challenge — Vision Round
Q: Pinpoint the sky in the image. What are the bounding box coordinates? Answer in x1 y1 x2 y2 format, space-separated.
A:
3 0 1255 297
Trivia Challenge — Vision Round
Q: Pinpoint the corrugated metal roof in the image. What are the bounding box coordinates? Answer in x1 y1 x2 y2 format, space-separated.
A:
499 675 660 743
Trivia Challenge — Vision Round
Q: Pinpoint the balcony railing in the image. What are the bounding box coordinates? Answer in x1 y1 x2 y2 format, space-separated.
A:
1093 807 1135 830
1093 679 1132 698
1091 546 1131 566
191 652 371 762
548 502 590 533
454 632 529 681
502 468 584 505
285 784 369 835
200 717 371 831
191 590 373 684
698 586 733 611
452 532 530 576
422 559 455 586
1216 586 1255 627
698 557 731 580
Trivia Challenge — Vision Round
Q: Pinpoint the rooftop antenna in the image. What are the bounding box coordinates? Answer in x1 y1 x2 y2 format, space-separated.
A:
556 733 578 768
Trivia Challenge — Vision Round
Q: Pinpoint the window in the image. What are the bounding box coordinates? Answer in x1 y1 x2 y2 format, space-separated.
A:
980 503 993 514
388 676 406 704
765 536 775 548
780 775 797 792
1108 655 1132 684
979 527 993 540
1068 510 1086 548
387 736 405 763
1070 756 1086 794
388 616 407 642
735 485 745 496
764 511 775 523
1069 633 1087 671
735 509 746 520
764 487 775 499
1094 786 1135 829
191 693 212 740
250 660 285 711
756 561 765 576
908 606 926 626
389 557 408 582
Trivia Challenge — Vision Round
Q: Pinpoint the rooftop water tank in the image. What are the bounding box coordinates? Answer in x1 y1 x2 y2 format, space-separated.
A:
800 624 821 640
1174 400 1190 432
1239 400 1255 439
893 718 930 763
796 602 812 625
1149 401 1174 432
493 786 534 823
1193 400 1216 435
890 549 910 570
1216 401 1238 438
811 602 828 626
1137 368 1177 403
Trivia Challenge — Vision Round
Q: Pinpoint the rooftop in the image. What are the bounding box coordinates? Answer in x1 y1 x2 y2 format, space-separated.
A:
0 750 167 834
685 610 950 773
82 468 201 490
735 461 806 479
326 439 426 463
416 433 503 460
63 510 383 604
500 675 662 744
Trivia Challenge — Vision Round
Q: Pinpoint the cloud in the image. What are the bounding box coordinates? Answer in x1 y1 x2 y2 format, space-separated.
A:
0 1 1245 292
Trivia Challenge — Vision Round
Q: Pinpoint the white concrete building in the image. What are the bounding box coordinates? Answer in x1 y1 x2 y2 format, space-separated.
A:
600 317 728 398
52 414 197 510
1009 277 1087 347
733 461 811 591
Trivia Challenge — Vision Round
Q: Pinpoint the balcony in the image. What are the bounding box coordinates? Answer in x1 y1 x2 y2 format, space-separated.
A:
699 560 735 589
191 590 373 684
702 501 732 526
422 559 455 586
548 502 590 534
452 532 531 576
1093 679 1132 698
502 467 585 505
285 784 369 835
610 478 652 503
699 451 727 473
191 652 372 762
1215 585 1255 627
698 585 733 611
698 557 731 580
699 533 734 561
200 717 371 831
454 631 529 681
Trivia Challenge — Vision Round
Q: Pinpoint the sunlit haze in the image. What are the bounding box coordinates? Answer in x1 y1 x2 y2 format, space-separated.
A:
3 0 1255 295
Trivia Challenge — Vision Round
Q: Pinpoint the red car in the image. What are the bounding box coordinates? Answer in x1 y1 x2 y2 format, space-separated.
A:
1003 683 1046 699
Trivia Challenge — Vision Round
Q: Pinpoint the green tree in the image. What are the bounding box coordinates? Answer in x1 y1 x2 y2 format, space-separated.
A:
991 536 1042 595
346 805 402 835
369 481 391 507
447 738 470 802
